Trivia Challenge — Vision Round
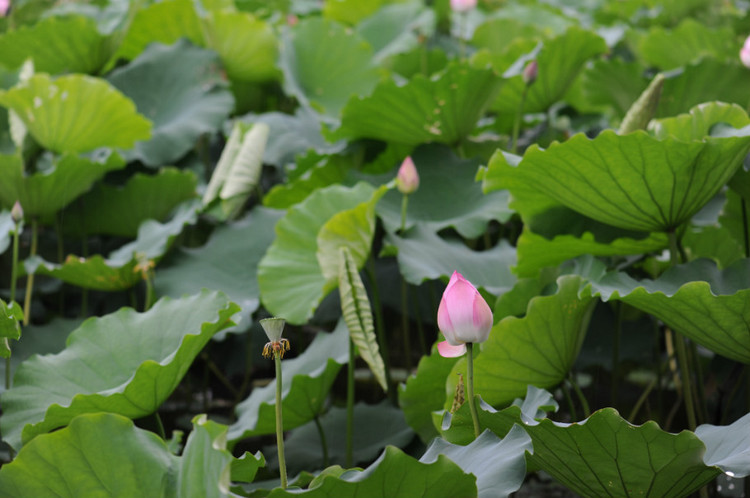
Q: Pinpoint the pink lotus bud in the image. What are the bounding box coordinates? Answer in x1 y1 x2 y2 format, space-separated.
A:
450 0 476 12
396 157 419 195
0 0 9 17
741 36 750 68
437 271 493 358
523 60 538 86
286 14 298 27
10 201 23 224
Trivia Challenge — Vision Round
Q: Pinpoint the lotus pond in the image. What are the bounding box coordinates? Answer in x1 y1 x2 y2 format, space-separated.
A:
1 0 750 497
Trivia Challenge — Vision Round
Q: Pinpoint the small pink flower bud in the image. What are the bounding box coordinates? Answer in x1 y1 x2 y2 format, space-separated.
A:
741 36 750 68
437 271 493 358
287 14 298 27
450 0 476 12
0 0 9 17
10 201 23 224
523 60 538 86
396 157 419 195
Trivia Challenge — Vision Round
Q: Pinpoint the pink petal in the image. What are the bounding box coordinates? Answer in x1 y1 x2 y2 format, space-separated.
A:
437 341 466 358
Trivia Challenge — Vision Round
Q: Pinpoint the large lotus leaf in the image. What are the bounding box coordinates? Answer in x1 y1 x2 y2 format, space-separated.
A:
630 19 735 71
203 10 278 83
656 60 750 119
317 184 386 281
279 18 380 120
583 258 750 363
240 109 346 168
0 290 239 450
490 27 607 115
156 207 283 314
0 150 125 217
471 18 545 53
323 0 410 25
456 275 595 407
0 413 178 498
59 168 197 237
258 182 376 325
651 102 750 142
114 0 204 62
108 40 234 167
525 408 720 498
377 145 512 238
399 342 461 442
696 411 750 478
228 320 349 442
496 130 750 232
580 58 648 119
0 73 151 154
0 15 115 75
479 3 573 35
28 201 199 291
683 224 744 269
267 446 477 498
179 415 234 498
263 154 351 209
386 225 516 295
355 3 435 63
333 61 502 146
264 402 413 474
420 426 531 498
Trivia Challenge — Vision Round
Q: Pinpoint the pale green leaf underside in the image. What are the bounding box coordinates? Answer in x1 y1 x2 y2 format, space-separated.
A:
0 73 151 154
497 130 750 232
696 411 750 478
651 102 750 141
333 61 502 146
525 408 720 498
0 290 239 450
258 182 376 325
583 258 750 363
179 415 234 498
339 247 387 392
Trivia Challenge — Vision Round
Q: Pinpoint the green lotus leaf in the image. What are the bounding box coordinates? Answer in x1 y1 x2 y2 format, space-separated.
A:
0 150 125 218
108 40 234 166
696 411 750 478
494 129 750 232
682 224 744 269
0 299 22 358
355 3 435 63
228 320 349 441
471 18 545 53
0 73 151 154
420 425 531 498
114 0 204 62
179 415 234 498
651 102 750 141
322 0 410 25
258 182 376 325
0 290 239 450
28 201 199 291
377 145 512 238
279 17 380 120
264 401 413 474
0 413 178 498
0 15 115 75
266 446 477 498
59 167 197 237
203 9 279 82
399 341 461 443
583 258 750 363
386 225 516 295
580 58 648 119
263 153 350 209
156 207 283 314
439 387 558 446
525 408 720 498
490 27 607 116
630 19 735 71
480 3 573 36
333 61 502 146
454 275 595 407
656 59 750 119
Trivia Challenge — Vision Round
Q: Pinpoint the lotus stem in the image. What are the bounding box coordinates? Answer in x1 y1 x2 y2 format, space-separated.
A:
346 337 355 467
401 278 412 371
511 86 529 154
313 414 329 468
22 218 38 326
365 259 393 401
275 352 288 489
466 342 480 438
7 220 20 391
400 194 408 234
568 374 591 418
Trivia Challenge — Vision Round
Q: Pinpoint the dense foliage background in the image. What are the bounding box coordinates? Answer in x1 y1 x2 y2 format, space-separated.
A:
1 0 750 496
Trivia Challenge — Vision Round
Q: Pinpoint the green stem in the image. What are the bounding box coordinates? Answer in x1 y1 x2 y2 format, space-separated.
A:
510 86 528 154
275 353 288 489
400 279 412 371
144 272 154 312
628 377 657 422
10 222 19 304
346 337 355 467
611 302 622 407
313 415 329 468
365 259 393 401
569 374 591 418
81 235 89 318
22 219 38 326
152 411 166 440
742 198 750 258
410 286 427 357
55 213 65 314
562 381 578 421
400 194 408 233
466 342 480 438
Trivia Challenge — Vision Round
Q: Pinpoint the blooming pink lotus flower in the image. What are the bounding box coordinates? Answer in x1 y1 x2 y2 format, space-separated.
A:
0 0 9 16
741 35 750 68
396 156 419 194
450 0 477 12
437 271 493 358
